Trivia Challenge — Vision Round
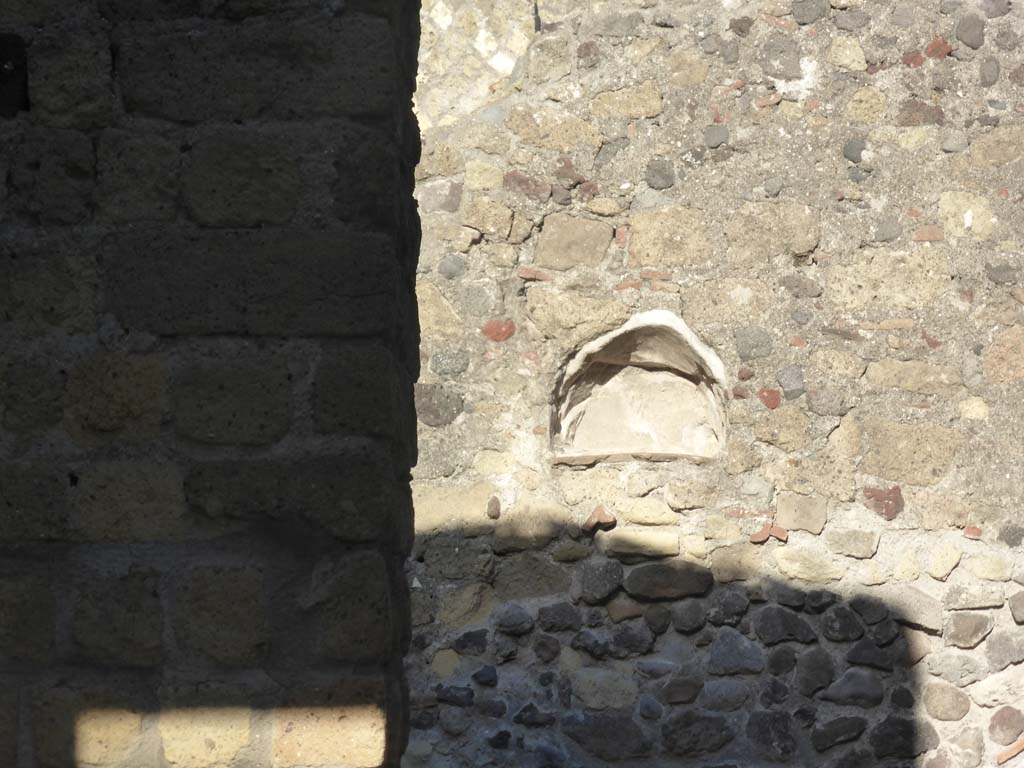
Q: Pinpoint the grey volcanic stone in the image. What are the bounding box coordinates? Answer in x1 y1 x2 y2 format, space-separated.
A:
538 602 582 632
707 590 750 626
415 383 464 426
812 717 867 752
869 716 939 758
698 679 749 711
987 629 1024 671
878 586 943 631
944 611 994 649
956 13 985 49
776 365 806 399
796 647 834 696
623 562 713 601
708 627 766 675
847 638 893 671
754 606 817 644
1011 591 1024 624
980 0 1011 17
645 157 675 190
672 600 706 634
660 675 703 704
821 669 884 707
792 0 828 24
534 634 561 662
704 125 729 148
843 138 866 164
609 620 655 658
747 711 796 761
923 681 971 721
662 711 734 756
760 33 803 79
945 584 1004 610
981 56 1001 86
644 604 672 634
579 560 623 604
563 711 651 761
925 650 988 687
822 605 865 642
769 646 797 675
637 693 663 720
734 326 773 361
494 603 534 635
989 706 1024 746
514 703 556 727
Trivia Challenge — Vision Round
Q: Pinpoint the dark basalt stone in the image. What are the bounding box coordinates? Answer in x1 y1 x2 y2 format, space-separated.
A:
746 711 796 762
672 600 706 634
533 633 560 663
513 703 556 727
563 711 651 760
538 602 582 632
662 711 734 756
821 669 884 708
454 628 488 655
812 717 867 752
623 561 714 601
708 590 750 626
570 630 606 660
754 606 817 645
768 645 797 675
708 627 766 675
847 638 894 671
436 684 474 707
869 716 939 758
609 620 655 658
821 605 865 642
472 664 497 687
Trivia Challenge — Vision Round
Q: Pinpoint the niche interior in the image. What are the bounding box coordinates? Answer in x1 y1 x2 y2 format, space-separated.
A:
551 310 728 464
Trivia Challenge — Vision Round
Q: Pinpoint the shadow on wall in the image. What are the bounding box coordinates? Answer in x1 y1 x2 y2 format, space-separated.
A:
406 512 997 768
0 505 410 767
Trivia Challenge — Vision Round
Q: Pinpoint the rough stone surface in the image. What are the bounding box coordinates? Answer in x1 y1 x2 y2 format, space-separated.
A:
403 0 1024 764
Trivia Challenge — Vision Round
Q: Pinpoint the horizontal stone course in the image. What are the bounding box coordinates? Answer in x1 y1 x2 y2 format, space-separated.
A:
101 227 398 337
117 16 397 122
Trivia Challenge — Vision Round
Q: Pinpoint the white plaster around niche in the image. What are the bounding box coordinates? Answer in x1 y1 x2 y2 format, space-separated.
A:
551 310 729 465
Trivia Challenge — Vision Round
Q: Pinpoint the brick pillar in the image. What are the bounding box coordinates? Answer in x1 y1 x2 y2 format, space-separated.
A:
0 2 419 766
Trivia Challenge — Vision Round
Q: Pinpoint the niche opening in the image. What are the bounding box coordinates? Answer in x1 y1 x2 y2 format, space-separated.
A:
552 310 728 464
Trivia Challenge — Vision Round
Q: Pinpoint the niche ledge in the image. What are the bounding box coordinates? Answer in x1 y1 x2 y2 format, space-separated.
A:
551 310 729 465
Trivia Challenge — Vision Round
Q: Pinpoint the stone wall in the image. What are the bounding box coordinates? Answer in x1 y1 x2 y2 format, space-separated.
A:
408 0 1024 766
0 2 419 766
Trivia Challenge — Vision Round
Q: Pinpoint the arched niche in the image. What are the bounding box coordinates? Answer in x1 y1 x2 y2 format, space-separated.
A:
551 310 728 464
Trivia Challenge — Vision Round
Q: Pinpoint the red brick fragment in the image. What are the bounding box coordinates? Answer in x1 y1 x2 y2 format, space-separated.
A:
925 37 953 59
767 525 788 542
757 387 782 410
517 266 552 282
996 737 1024 765
614 279 643 291
789 335 808 348
864 486 904 521
750 524 771 544
583 504 617 534
902 50 925 68
737 366 755 381
614 226 629 246
639 269 671 281
964 526 983 540
649 281 678 293
481 319 515 342
913 224 945 242
922 329 943 349
732 386 749 400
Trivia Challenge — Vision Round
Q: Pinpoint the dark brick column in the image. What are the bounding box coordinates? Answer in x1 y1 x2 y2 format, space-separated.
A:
0 2 419 765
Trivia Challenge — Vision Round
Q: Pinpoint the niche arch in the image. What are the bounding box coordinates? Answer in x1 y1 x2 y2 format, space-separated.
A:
551 310 729 464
